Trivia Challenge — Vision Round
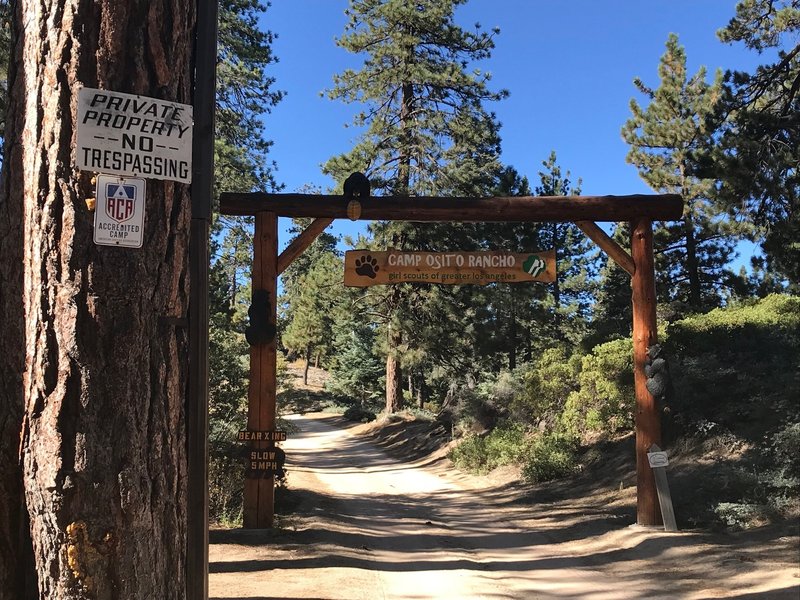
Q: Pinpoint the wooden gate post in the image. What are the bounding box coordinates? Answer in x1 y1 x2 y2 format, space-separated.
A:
630 217 662 526
243 211 279 528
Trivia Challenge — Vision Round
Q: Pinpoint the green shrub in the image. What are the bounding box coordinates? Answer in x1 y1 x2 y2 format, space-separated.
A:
449 422 531 474
668 294 799 346
561 338 634 437
478 370 520 415
665 294 800 435
713 502 769 530
448 386 500 435
760 424 800 518
449 434 489 473
521 432 579 483
511 348 582 427
484 422 529 466
772 423 800 478
343 405 377 422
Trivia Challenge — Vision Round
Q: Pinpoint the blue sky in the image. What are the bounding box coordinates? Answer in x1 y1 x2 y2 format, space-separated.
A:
259 1 763 255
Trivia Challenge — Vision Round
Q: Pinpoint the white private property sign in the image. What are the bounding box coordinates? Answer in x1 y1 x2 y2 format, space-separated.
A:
93 175 146 248
77 87 193 184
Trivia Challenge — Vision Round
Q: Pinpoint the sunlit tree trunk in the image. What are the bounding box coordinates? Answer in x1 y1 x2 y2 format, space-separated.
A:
0 0 196 597
304 345 312 386
385 328 403 413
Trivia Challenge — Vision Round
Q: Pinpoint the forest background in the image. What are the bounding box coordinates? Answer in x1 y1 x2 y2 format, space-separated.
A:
1 0 797 531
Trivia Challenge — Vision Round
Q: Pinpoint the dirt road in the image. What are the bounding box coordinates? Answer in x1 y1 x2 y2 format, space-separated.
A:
209 414 799 600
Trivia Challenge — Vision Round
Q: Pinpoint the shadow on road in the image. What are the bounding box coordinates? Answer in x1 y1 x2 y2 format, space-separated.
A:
210 415 800 600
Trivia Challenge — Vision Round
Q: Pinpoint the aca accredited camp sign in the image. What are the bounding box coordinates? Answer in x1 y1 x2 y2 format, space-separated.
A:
93 175 146 248
77 87 193 184
344 250 556 287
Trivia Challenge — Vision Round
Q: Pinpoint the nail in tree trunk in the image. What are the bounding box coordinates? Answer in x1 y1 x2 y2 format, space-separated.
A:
0 0 196 596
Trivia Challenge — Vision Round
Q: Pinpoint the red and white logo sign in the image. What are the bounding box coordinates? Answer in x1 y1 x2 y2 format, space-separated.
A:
93 175 146 248
105 183 136 222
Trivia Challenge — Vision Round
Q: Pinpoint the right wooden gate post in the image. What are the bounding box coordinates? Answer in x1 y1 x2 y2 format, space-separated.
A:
630 217 662 526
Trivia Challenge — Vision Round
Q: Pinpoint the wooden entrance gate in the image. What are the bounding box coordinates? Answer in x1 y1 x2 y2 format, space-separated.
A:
218 191 682 529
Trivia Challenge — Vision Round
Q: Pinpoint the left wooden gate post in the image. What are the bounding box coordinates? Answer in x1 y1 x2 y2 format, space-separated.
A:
631 217 662 526
243 211 278 528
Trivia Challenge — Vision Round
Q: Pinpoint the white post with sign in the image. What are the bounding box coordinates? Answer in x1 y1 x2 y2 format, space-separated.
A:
648 443 678 532
93 175 146 248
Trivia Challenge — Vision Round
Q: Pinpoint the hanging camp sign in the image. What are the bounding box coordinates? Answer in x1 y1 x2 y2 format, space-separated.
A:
344 249 555 287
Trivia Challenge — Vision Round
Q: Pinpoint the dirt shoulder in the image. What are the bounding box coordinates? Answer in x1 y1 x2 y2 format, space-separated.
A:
345 413 800 597
211 413 799 599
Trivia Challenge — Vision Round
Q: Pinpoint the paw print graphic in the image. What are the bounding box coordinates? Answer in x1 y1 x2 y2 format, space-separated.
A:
355 255 380 279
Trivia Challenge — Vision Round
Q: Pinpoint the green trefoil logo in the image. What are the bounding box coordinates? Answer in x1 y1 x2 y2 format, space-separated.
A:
522 255 546 277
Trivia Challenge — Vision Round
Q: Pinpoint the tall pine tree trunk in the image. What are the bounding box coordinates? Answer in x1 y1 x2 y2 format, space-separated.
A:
383 79 414 414
683 212 702 309
0 0 195 597
416 374 426 410
508 287 517 370
385 327 403 413
551 235 562 336
0 15 31 592
304 346 312 386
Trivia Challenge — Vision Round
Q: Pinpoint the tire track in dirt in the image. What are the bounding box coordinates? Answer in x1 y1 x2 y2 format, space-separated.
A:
210 413 664 599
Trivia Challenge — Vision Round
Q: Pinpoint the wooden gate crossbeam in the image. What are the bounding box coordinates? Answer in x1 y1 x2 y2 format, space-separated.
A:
277 217 334 275
221 192 682 529
219 193 682 222
574 220 635 276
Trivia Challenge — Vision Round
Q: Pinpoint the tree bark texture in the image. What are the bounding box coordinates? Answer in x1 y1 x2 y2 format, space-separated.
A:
0 0 196 597
630 218 662 527
385 327 403 414
385 352 403 414
303 346 311 386
0 6 32 593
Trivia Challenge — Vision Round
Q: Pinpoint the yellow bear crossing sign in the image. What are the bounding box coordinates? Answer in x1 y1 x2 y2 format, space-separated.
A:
93 175 146 248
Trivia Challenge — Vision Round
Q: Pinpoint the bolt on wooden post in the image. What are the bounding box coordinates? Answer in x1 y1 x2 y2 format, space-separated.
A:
243 211 279 529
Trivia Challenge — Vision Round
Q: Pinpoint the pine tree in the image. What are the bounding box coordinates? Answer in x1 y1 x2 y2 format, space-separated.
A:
478 165 545 370
215 0 284 195
622 34 735 314
587 223 633 347
324 0 507 412
280 213 338 295
534 152 597 345
282 253 343 384
206 0 284 526
714 0 799 285
0 0 196 595
326 313 386 404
